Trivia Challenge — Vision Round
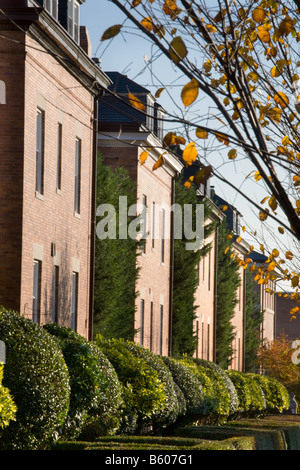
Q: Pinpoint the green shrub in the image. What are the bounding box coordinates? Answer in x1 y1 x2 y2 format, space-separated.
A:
44 324 123 439
0 309 70 450
226 370 252 416
95 336 167 433
178 358 220 420
249 374 289 413
162 356 207 425
193 359 239 418
245 373 266 416
122 341 180 431
0 364 17 430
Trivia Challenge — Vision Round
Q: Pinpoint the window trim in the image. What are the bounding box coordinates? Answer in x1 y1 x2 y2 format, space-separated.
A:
33 260 42 324
56 123 62 192
36 108 45 195
74 137 81 215
71 271 78 331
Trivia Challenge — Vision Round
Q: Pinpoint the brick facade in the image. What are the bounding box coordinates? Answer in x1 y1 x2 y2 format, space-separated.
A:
0 2 109 339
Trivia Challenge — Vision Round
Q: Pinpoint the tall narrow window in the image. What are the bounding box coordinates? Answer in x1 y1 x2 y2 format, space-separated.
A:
141 195 147 254
45 0 58 19
68 0 80 43
140 299 145 345
207 324 210 360
71 272 78 330
36 108 45 195
33 260 41 324
159 305 163 355
151 202 155 249
208 251 211 291
150 301 154 351
74 137 81 214
52 266 59 323
57 123 62 191
161 209 165 263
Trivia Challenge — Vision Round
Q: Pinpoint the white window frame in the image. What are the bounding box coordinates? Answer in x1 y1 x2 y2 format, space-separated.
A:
74 137 81 214
33 260 42 324
36 108 45 195
45 0 58 19
68 0 80 43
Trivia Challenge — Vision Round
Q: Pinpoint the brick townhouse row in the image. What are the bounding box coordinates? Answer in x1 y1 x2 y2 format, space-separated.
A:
0 0 284 369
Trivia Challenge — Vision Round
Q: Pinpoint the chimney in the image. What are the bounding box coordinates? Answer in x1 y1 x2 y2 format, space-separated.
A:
80 26 92 57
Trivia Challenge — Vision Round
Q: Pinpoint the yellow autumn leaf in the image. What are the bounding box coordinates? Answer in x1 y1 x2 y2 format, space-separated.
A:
228 149 237 159
128 92 146 111
101 25 122 41
194 165 213 185
269 195 278 211
139 151 149 166
278 227 284 234
215 132 230 146
184 176 194 188
255 171 262 181
155 87 165 98
291 275 299 288
272 248 279 258
206 24 217 33
259 209 269 221
169 36 188 64
196 128 208 139
279 16 294 36
282 135 291 146
252 7 267 23
181 79 199 107
182 142 197 166
257 25 271 43
141 17 153 31
153 155 164 171
227 234 233 240
286 251 293 260
271 65 281 77
274 92 289 110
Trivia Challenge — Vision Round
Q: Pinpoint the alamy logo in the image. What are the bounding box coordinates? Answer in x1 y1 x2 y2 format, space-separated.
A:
96 196 204 251
0 80 6 104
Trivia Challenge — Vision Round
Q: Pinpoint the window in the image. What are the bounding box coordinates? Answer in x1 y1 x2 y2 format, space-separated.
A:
71 272 78 330
74 137 81 214
161 209 165 263
33 260 42 324
36 108 45 195
140 299 145 345
57 123 62 191
159 305 163 355
151 202 155 249
52 266 59 323
68 0 80 43
150 301 154 351
141 195 147 253
45 0 58 19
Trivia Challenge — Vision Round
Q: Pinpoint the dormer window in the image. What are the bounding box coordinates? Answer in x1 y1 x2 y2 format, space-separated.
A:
146 95 155 132
45 0 58 19
68 0 80 43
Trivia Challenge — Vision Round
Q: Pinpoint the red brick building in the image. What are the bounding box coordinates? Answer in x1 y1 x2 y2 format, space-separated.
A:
0 0 110 339
97 72 183 355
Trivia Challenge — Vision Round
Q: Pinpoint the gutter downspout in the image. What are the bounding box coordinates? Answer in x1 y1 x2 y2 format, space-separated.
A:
88 96 99 341
213 219 220 363
168 173 177 357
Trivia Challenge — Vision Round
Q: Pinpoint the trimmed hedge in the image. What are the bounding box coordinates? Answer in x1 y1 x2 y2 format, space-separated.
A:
0 308 291 448
95 336 167 434
0 309 70 450
0 364 16 430
44 324 123 440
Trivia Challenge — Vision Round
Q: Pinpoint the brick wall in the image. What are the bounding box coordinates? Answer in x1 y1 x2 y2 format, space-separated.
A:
0 30 96 338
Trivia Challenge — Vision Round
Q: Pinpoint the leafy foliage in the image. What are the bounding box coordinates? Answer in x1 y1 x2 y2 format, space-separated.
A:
172 176 214 357
95 336 167 433
44 323 123 439
0 364 16 430
215 220 241 368
0 309 70 450
94 155 140 340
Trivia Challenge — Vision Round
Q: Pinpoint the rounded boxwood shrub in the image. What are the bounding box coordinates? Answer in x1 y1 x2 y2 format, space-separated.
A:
0 364 17 430
95 336 167 434
122 341 180 431
244 373 266 416
226 370 252 416
193 359 239 418
249 373 290 413
162 356 207 426
179 358 220 421
44 323 123 439
0 308 70 450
